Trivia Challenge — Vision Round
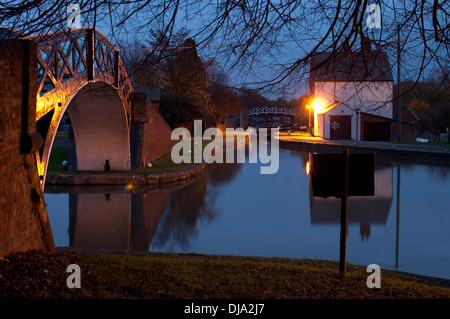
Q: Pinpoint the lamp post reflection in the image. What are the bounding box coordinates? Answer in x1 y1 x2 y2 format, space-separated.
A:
396 164 401 269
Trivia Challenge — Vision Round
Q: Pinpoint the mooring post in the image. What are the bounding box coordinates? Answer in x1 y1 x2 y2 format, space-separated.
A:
339 149 349 277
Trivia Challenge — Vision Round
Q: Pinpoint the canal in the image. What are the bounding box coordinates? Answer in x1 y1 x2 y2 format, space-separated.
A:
44 147 450 280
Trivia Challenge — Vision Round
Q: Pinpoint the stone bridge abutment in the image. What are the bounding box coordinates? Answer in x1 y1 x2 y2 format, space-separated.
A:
0 29 175 256
0 39 55 256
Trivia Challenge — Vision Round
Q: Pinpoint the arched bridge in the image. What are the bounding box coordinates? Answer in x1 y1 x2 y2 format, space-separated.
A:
27 28 134 187
247 106 295 117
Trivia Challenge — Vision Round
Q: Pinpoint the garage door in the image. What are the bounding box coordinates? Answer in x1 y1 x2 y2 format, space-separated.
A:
364 122 391 141
329 116 352 140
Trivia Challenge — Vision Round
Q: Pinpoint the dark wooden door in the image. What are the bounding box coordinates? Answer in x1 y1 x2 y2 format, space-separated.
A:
364 122 391 141
330 116 352 140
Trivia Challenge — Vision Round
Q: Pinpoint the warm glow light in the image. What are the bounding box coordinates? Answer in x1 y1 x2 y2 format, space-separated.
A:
306 161 310 175
125 183 133 191
312 100 321 110
306 104 310 109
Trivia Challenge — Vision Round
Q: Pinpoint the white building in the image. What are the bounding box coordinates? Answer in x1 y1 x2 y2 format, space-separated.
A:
310 49 394 141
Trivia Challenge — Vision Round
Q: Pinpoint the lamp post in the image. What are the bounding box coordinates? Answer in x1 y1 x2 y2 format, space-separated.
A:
311 100 322 137
306 104 311 135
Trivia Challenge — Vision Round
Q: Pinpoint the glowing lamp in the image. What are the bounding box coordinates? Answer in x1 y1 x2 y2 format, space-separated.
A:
312 100 321 110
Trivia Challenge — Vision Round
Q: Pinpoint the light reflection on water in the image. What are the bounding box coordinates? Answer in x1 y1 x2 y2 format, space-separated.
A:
44 148 450 279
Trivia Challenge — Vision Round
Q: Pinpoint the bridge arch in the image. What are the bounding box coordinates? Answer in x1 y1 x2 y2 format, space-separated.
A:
31 28 134 187
37 81 131 185
66 81 130 171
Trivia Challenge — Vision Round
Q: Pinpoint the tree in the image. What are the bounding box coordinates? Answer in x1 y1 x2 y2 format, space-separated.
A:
293 95 311 127
205 60 243 123
160 38 212 131
159 93 202 130
2 1 450 97
166 38 209 109
122 32 212 130
399 78 450 141
239 89 270 109
121 40 164 88
434 101 450 137
207 84 243 123
121 29 190 88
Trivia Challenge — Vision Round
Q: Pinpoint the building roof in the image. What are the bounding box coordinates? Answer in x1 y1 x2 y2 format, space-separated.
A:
402 107 421 121
360 111 414 125
311 50 393 82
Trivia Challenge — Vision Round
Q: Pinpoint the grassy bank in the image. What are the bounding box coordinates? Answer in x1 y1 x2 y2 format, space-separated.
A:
47 134 247 175
47 135 209 174
1 250 449 299
47 133 69 171
390 140 450 147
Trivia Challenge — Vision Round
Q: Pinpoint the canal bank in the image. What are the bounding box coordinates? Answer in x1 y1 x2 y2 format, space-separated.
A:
277 135 450 166
42 135 450 286
45 135 249 186
1 249 450 299
45 161 209 187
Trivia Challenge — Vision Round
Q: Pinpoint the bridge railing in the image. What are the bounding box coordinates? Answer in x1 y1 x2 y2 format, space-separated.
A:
28 28 133 116
247 106 295 117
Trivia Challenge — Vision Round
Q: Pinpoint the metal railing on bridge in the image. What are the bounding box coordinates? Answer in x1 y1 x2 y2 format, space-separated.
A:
22 28 134 187
247 106 296 117
27 28 133 119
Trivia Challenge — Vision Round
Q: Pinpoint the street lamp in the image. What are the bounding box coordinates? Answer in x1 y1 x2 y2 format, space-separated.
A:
312 100 321 110
310 99 323 137
306 104 311 135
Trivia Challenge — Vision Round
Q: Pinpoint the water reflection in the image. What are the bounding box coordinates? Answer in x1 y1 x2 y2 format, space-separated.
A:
309 162 393 242
69 192 132 251
44 148 450 279
46 162 243 252
153 163 243 250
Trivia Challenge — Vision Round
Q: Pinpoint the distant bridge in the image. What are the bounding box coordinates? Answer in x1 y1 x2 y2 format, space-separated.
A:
247 106 296 117
26 28 134 187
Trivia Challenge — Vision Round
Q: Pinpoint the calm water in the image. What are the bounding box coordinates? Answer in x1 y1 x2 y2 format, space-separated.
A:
44 147 450 279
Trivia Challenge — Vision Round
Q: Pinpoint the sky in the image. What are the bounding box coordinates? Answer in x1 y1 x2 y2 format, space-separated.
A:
77 1 449 99
4 1 449 100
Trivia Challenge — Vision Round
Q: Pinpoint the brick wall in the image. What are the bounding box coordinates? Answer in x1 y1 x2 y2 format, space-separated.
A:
391 121 416 141
360 112 415 141
132 92 177 168
0 39 55 256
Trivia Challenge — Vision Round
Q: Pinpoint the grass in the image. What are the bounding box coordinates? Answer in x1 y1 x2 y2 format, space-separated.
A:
139 136 246 173
390 140 449 147
137 145 200 174
47 136 211 175
1 250 449 299
47 134 248 175
47 134 68 171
